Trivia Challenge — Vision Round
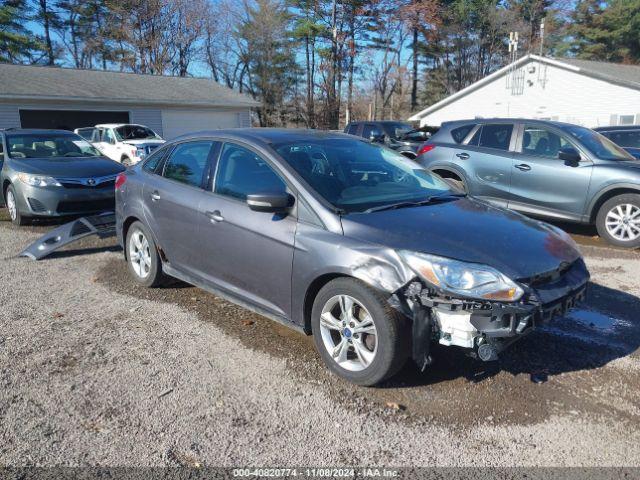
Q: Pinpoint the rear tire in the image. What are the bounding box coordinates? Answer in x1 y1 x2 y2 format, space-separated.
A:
311 277 410 386
125 221 167 287
596 194 640 248
121 156 133 167
5 184 29 226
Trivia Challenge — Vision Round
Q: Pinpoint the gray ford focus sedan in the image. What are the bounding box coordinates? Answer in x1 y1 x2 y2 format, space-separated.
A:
115 129 589 386
1 129 125 225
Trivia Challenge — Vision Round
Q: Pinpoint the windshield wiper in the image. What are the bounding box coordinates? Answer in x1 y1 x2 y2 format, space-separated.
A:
362 193 466 213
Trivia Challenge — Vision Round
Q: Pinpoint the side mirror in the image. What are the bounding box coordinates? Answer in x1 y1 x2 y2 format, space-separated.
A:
369 133 385 143
247 192 293 213
558 146 581 165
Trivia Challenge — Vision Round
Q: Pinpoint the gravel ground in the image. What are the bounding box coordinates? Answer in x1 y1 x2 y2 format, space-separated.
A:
1 212 639 467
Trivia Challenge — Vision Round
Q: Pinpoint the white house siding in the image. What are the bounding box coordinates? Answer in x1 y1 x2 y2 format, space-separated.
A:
160 108 251 139
0 104 21 129
129 108 163 137
417 59 640 128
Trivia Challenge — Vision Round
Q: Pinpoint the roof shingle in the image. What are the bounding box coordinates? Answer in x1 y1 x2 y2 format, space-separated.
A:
0 63 259 107
559 57 640 90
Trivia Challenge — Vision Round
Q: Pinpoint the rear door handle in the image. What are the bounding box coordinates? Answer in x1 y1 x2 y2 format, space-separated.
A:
456 152 470 160
206 210 224 223
515 163 531 171
150 191 161 201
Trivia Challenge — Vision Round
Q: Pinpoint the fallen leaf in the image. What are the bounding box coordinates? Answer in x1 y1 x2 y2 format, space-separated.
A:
242 320 255 326
53 312 64 318
385 402 405 411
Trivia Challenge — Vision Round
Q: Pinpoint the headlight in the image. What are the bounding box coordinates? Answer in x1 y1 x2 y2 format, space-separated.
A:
17 173 61 187
398 250 524 302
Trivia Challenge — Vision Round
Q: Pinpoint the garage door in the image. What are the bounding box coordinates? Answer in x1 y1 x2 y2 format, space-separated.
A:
162 110 239 139
19 110 129 131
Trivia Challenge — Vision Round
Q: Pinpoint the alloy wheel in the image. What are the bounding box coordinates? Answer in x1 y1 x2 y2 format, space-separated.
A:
605 204 640 242
6 190 17 222
319 294 377 372
129 228 152 279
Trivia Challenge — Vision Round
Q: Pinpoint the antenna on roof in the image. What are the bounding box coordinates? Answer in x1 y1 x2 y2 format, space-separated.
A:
539 21 545 57
507 32 520 94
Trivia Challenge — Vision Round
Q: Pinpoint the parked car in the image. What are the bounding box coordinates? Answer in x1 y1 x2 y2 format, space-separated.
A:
594 126 640 159
115 129 589 386
75 124 165 166
344 120 434 158
417 118 640 248
0 129 125 226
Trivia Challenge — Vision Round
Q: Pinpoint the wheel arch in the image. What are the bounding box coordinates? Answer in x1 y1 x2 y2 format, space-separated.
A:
588 185 640 223
303 273 354 335
2 179 11 199
121 215 142 260
398 150 417 159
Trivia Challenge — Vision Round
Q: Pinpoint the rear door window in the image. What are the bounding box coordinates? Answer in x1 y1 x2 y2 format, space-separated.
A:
362 124 383 140
103 128 116 145
162 141 214 188
0 135 4 156
143 145 170 174
469 124 514 151
451 124 475 143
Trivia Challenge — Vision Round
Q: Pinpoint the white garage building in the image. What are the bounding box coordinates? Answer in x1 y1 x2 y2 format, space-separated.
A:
0 63 258 139
409 54 640 128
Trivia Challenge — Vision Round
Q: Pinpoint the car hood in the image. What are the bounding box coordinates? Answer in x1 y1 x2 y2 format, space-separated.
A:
122 139 165 147
11 157 126 178
340 197 581 280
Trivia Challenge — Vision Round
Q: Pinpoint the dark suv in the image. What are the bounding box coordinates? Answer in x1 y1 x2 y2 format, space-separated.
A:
594 126 640 159
344 121 430 158
418 119 640 248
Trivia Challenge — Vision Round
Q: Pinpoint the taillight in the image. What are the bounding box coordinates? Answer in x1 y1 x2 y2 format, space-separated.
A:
115 173 127 190
418 144 436 155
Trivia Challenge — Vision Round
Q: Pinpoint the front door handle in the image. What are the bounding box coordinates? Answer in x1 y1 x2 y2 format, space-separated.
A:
514 163 531 171
456 152 470 160
206 210 224 223
150 191 161 201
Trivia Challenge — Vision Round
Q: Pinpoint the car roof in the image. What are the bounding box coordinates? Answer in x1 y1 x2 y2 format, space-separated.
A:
173 128 357 145
440 118 582 129
593 125 640 132
95 123 145 128
0 128 76 135
347 120 411 125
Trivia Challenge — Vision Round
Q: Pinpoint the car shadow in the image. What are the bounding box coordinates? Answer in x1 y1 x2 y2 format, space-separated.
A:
381 282 640 388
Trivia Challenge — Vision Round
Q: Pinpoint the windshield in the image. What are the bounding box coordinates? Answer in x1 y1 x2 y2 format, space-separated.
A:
274 138 452 213
6 133 102 159
561 125 634 161
114 125 160 141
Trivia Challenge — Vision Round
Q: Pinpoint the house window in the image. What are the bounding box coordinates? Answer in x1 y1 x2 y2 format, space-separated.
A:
619 115 636 126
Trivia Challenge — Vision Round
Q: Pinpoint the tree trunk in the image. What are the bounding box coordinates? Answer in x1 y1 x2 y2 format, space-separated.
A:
39 0 55 65
411 26 418 111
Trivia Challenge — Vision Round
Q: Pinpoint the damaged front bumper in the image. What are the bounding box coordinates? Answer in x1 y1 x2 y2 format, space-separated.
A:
403 258 590 368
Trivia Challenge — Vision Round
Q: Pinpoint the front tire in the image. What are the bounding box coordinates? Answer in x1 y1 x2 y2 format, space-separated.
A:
5 184 29 226
311 278 410 386
596 194 640 248
125 221 166 287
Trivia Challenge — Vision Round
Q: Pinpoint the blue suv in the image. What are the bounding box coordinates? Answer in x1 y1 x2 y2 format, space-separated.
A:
417 119 640 248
